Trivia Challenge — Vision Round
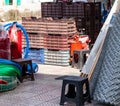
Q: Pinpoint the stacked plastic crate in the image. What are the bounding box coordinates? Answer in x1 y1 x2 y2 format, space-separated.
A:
41 2 77 65
62 2 85 31
41 1 101 44
84 2 101 44
22 17 45 64
22 17 77 65
43 18 76 66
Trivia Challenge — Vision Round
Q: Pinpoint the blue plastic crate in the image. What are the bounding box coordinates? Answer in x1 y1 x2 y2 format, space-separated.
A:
24 48 44 64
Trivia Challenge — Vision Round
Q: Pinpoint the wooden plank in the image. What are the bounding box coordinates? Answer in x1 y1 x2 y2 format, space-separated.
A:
80 35 106 79
88 38 104 80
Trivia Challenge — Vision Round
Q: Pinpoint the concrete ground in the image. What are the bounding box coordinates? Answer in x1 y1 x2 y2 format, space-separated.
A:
0 64 110 106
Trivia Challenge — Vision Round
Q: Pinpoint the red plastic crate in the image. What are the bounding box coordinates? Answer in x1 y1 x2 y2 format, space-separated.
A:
22 17 77 35
22 33 44 48
44 34 70 50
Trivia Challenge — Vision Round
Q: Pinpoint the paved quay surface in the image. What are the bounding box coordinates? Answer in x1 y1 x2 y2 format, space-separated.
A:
0 64 112 106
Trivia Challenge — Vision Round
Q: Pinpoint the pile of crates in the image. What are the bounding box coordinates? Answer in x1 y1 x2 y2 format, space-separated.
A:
22 17 77 66
22 17 76 34
84 2 101 44
41 2 85 18
41 1 101 44
22 1 101 66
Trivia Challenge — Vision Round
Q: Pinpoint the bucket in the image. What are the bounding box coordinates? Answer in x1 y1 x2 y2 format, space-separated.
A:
70 42 82 56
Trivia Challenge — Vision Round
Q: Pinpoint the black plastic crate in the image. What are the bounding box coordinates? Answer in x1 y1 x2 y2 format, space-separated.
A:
94 19 101 31
41 2 63 18
94 2 101 17
63 3 75 18
84 14 101 31
84 29 100 44
63 2 85 18
84 3 93 17
84 2 101 18
55 0 72 3
75 17 85 29
75 2 84 18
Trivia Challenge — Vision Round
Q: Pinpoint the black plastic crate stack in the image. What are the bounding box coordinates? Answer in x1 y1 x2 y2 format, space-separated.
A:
55 0 72 2
62 2 85 31
41 2 101 44
84 2 101 44
62 2 76 18
74 2 85 31
63 2 84 18
41 2 63 18
41 2 85 19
